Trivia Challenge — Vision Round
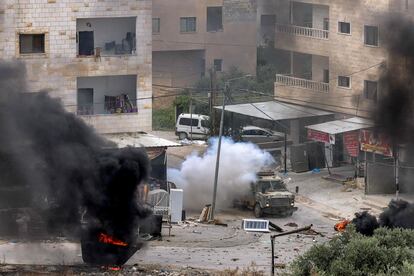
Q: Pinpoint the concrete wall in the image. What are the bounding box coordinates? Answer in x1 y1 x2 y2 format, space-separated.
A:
273 0 389 117
152 0 257 84
153 50 205 88
0 0 152 133
312 54 329 82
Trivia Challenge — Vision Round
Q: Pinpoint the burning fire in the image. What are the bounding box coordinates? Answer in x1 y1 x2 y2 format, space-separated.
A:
334 220 350 232
98 233 128 247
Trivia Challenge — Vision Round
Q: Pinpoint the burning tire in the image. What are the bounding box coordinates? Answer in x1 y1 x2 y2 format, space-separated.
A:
81 226 143 266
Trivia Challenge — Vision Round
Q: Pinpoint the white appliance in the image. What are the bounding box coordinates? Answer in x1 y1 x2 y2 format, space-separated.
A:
169 189 183 223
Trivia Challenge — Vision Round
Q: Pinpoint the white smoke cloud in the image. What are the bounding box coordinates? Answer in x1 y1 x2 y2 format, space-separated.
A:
168 138 275 211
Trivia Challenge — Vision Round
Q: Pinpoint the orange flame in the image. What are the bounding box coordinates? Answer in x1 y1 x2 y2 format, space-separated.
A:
98 233 128 247
334 220 350 232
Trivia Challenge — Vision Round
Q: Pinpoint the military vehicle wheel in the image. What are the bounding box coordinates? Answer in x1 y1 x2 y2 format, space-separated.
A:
178 132 188 140
254 203 263 218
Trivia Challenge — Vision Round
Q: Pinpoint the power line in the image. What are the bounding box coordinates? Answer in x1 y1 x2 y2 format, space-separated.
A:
153 38 257 48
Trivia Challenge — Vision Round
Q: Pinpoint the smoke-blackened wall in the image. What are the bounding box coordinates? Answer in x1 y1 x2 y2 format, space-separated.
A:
0 62 150 242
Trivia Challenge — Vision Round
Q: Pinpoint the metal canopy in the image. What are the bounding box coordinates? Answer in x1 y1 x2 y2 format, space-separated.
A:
214 101 332 121
306 117 374 135
103 132 182 148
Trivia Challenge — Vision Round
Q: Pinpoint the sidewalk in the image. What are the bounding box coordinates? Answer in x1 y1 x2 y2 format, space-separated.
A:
285 165 410 220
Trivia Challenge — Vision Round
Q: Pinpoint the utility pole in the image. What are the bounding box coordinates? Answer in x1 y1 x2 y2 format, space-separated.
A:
190 89 193 141
210 82 228 221
210 75 252 221
284 131 288 174
209 69 216 135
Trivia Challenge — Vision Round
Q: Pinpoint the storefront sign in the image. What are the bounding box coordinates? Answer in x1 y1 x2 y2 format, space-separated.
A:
307 129 330 144
360 130 393 157
344 131 359 157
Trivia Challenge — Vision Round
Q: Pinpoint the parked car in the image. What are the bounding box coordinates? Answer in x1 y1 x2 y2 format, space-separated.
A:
240 126 284 144
175 113 210 140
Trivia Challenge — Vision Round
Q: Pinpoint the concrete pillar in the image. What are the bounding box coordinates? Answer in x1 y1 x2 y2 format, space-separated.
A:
290 119 300 144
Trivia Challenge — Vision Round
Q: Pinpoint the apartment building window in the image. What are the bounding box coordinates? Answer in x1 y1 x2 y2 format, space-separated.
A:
364 25 379 46
364 80 378 101
180 17 196 33
152 18 160 34
338 22 351 34
207 7 223 32
214 59 223 72
338 76 350 88
19 34 45 54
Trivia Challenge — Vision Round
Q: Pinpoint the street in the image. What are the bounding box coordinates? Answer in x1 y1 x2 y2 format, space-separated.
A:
0 133 400 274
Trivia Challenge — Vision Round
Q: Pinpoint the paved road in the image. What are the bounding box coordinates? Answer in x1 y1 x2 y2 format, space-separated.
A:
0 135 384 274
0 206 335 275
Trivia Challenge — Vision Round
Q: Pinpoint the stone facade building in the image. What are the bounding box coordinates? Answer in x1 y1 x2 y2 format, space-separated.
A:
261 0 400 118
152 0 257 106
0 0 152 134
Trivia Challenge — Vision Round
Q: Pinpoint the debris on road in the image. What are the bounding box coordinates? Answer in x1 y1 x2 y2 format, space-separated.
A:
274 263 286 269
300 228 325 237
269 221 284 232
285 222 298 227
198 205 212 222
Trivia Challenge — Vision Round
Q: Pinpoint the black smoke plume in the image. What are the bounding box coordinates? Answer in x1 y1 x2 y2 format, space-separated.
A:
351 211 379 236
374 17 414 148
352 200 414 236
0 62 150 247
379 200 414 229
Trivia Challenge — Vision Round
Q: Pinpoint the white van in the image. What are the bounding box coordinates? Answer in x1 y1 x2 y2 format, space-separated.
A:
175 113 210 140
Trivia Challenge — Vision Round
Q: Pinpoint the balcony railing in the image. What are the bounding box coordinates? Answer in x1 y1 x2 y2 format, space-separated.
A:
275 74 330 93
276 23 329 40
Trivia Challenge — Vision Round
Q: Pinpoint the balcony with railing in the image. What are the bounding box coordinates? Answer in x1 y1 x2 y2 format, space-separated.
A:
275 74 329 93
276 23 329 40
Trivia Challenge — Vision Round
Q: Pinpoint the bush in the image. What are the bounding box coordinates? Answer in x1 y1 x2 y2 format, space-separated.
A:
152 106 175 130
290 227 414 276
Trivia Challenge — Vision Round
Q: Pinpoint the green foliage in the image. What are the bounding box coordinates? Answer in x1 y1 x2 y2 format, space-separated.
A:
173 94 190 112
290 227 414 276
152 106 175 130
256 64 278 94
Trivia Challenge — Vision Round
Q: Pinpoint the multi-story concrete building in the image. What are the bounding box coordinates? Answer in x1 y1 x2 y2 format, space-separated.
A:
152 0 257 95
266 0 393 118
0 0 152 134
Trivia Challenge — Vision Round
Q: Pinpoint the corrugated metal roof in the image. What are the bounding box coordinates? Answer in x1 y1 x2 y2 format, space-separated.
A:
103 132 181 148
215 101 332 121
306 117 374 135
